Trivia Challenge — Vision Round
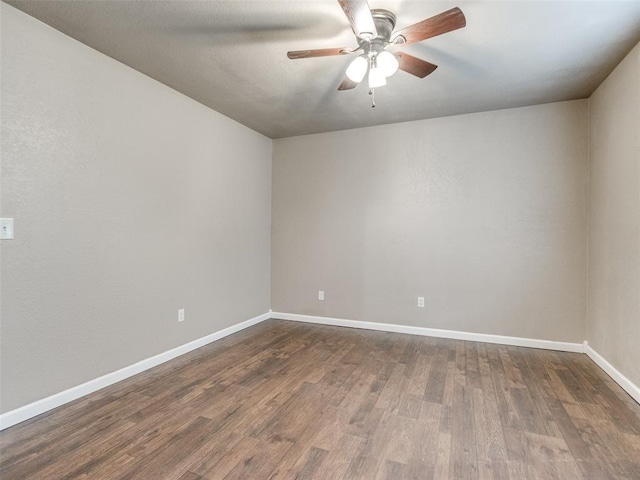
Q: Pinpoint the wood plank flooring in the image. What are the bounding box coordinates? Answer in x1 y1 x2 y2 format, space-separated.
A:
1 319 640 479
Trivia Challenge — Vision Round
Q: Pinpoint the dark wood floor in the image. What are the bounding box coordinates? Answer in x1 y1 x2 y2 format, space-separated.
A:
1 320 640 479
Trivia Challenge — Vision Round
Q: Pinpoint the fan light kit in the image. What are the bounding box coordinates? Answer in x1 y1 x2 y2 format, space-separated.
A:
288 0 466 107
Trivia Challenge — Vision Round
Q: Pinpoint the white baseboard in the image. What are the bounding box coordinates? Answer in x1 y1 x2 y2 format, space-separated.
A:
584 341 640 404
273 312 640 405
271 312 585 353
5 312 636 431
0 312 271 431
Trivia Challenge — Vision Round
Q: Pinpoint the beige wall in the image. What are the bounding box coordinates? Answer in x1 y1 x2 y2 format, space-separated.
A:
272 101 588 342
587 43 640 387
0 5 272 413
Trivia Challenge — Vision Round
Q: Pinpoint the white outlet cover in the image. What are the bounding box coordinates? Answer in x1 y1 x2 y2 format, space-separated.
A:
318 290 325 301
0 218 14 240
418 296 425 308
178 308 185 322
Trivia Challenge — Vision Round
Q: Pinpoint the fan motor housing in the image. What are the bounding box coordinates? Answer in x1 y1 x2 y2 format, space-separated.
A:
368 9 397 46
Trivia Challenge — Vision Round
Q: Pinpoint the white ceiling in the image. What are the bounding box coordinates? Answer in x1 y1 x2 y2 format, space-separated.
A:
6 0 640 138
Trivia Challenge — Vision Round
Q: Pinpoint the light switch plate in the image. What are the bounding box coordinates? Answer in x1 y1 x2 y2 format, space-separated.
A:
0 218 14 240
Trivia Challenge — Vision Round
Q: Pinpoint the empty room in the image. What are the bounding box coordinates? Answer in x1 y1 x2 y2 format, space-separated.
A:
1 0 639 478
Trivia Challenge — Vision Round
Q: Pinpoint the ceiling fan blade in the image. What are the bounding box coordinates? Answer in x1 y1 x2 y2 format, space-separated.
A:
393 7 466 45
337 0 378 40
338 76 359 90
397 53 438 78
287 47 352 59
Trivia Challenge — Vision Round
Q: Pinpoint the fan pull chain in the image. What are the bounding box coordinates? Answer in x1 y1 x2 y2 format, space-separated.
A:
369 88 376 108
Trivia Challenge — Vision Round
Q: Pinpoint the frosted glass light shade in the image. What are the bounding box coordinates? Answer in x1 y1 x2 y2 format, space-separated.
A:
368 67 386 88
377 51 399 77
346 56 368 83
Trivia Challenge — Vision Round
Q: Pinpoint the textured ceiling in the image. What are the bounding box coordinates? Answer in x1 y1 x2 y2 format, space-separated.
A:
6 0 640 138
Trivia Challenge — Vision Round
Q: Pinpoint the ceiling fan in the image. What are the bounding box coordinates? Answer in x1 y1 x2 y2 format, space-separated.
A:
287 0 466 106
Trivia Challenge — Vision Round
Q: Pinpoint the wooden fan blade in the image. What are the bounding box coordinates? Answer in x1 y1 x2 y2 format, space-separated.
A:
397 53 438 78
338 77 359 90
393 7 466 45
287 48 351 59
338 0 378 40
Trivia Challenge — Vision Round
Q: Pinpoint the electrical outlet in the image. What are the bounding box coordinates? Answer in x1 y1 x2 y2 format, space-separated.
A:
417 297 425 308
318 290 325 301
0 218 14 240
178 308 185 322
